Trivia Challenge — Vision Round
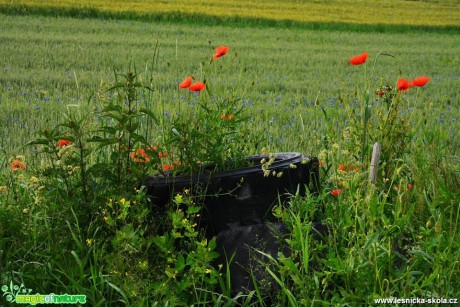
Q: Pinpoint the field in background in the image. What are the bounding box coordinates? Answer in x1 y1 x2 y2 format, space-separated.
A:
1 14 459 159
1 0 460 31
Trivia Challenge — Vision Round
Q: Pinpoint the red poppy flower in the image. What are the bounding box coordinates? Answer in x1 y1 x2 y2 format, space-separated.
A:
397 78 411 91
130 148 150 163
189 81 206 91
179 76 192 89
330 189 343 197
338 164 347 172
11 159 26 171
349 52 368 65
407 183 413 190
163 164 175 171
410 75 430 87
57 139 72 147
213 46 229 59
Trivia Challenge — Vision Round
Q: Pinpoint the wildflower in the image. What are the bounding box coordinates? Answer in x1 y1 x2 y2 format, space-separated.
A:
397 78 411 91
330 189 342 197
220 113 234 120
213 46 229 59
189 81 206 91
411 75 430 87
158 151 168 158
376 85 393 96
57 139 72 147
349 52 368 65
338 164 347 172
205 268 212 274
179 76 192 89
175 194 183 204
0 186 8 195
407 183 413 190
130 148 150 163
11 159 26 171
86 239 93 246
29 176 39 184
138 260 148 270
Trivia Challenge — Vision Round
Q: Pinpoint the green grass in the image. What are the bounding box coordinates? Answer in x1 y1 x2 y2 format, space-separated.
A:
1 10 459 307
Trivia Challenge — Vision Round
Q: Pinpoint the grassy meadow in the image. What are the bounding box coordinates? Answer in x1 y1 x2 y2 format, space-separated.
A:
1 1 460 306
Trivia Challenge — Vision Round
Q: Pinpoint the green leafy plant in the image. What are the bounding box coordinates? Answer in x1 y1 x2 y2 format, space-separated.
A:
160 46 252 176
152 191 221 305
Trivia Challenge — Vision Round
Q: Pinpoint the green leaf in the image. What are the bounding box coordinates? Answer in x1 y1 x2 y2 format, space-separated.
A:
176 254 186 272
207 237 217 250
187 205 201 214
106 82 127 91
362 231 380 252
139 108 158 123
130 133 147 144
26 139 50 146
153 235 173 253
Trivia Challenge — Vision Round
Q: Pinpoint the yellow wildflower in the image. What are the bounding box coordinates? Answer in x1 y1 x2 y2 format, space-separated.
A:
175 194 183 204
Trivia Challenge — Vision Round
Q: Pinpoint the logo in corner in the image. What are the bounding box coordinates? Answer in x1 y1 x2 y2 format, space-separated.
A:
2 282 33 303
2 282 86 305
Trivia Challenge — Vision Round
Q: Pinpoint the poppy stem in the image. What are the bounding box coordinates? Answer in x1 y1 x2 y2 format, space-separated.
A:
361 90 371 163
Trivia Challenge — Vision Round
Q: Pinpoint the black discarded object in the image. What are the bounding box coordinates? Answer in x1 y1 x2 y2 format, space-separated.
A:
215 222 329 298
145 152 320 237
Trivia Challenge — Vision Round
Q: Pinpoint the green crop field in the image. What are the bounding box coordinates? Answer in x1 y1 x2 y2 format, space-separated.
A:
1 14 459 156
0 1 459 306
